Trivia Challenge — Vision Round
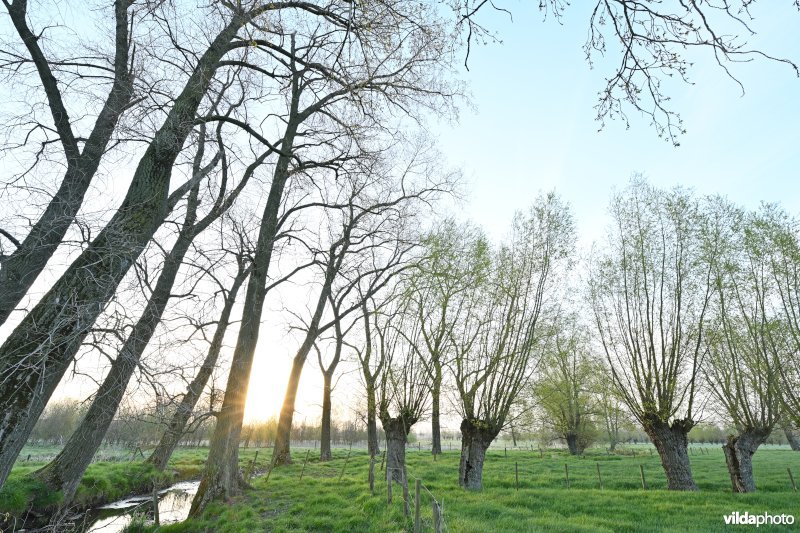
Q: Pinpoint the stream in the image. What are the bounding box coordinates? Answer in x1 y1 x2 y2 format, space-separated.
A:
75 480 199 532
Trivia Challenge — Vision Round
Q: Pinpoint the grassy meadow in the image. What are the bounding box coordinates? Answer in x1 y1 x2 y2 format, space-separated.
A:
150 444 800 532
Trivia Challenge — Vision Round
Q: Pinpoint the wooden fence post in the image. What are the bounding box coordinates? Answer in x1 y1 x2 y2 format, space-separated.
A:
369 454 376 494
788 468 797 492
515 462 519 491
640 464 647 490
387 467 393 504
564 463 570 488
596 463 603 490
414 479 422 533
299 449 310 481
402 469 410 517
152 486 160 526
339 450 351 482
432 499 443 533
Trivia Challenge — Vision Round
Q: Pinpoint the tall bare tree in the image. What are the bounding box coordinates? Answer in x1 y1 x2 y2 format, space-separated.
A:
589 179 718 490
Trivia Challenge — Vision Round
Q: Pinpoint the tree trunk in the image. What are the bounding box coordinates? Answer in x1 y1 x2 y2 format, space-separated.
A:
458 419 498 491
189 94 300 515
147 264 248 470
431 369 442 455
785 426 800 451
644 417 698 491
366 381 380 457
0 15 251 490
272 357 303 466
722 428 770 493
383 418 409 485
319 372 333 461
565 432 580 455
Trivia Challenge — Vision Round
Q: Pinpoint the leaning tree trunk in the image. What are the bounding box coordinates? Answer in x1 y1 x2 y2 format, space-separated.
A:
33 196 208 507
785 426 800 451
458 419 498 491
722 428 770 493
189 110 300 516
431 367 442 455
0 15 250 490
383 417 410 484
319 371 334 461
147 263 248 470
644 417 698 491
0 0 133 327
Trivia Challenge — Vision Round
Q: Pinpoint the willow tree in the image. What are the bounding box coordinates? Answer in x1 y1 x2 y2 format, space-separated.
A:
533 318 597 456
454 192 574 490
589 180 718 491
703 201 787 493
404 219 489 455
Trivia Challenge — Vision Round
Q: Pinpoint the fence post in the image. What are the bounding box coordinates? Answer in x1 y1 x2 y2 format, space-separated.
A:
515 462 519 490
380 450 386 473
369 454 376 494
414 479 422 533
299 449 310 481
402 469 410 517
505 446 507 458
596 463 603 490
152 486 160 526
789 468 797 492
339 450 351 482
432 499 443 533
387 467 393 504
640 464 647 490
564 463 570 488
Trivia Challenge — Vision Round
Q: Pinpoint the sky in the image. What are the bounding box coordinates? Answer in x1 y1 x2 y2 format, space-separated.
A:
3 2 800 433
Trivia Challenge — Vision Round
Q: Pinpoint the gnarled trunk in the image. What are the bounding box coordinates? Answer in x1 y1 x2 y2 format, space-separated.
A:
383 417 409 484
565 432 580 455
319 372 333 461
785 426 800 451
722 428 770 493
458 419 499 491
644 417 697 491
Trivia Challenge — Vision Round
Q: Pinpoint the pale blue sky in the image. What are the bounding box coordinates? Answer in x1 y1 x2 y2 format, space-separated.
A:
434 3 800 246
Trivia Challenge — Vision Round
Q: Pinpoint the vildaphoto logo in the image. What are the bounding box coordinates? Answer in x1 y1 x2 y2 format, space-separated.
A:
723 512 795 527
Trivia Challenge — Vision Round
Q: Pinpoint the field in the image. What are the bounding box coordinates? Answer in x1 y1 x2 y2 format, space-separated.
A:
156 444 800 532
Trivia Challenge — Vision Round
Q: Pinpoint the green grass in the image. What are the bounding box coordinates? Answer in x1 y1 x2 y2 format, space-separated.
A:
153 445 800 532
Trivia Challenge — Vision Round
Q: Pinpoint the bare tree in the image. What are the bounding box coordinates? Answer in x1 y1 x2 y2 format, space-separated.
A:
0 2 306 487
589 179 718 490
0 0 136 325
454 192 574 490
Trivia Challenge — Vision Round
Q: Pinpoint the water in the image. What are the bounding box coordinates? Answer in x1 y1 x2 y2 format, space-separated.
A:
79 480 199 532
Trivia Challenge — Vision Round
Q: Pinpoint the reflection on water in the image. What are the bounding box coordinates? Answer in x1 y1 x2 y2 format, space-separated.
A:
82 481 199 532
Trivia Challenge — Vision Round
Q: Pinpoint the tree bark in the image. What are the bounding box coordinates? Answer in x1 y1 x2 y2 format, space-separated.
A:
319 372 333 461
565 432 580 455
458 419 498 491
146 263 248 470
366 380 380 457
431 368 442 455
785 426 800 451
722 428 770 493
0 13 251 490
643 417 698 491
383 418 409 485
